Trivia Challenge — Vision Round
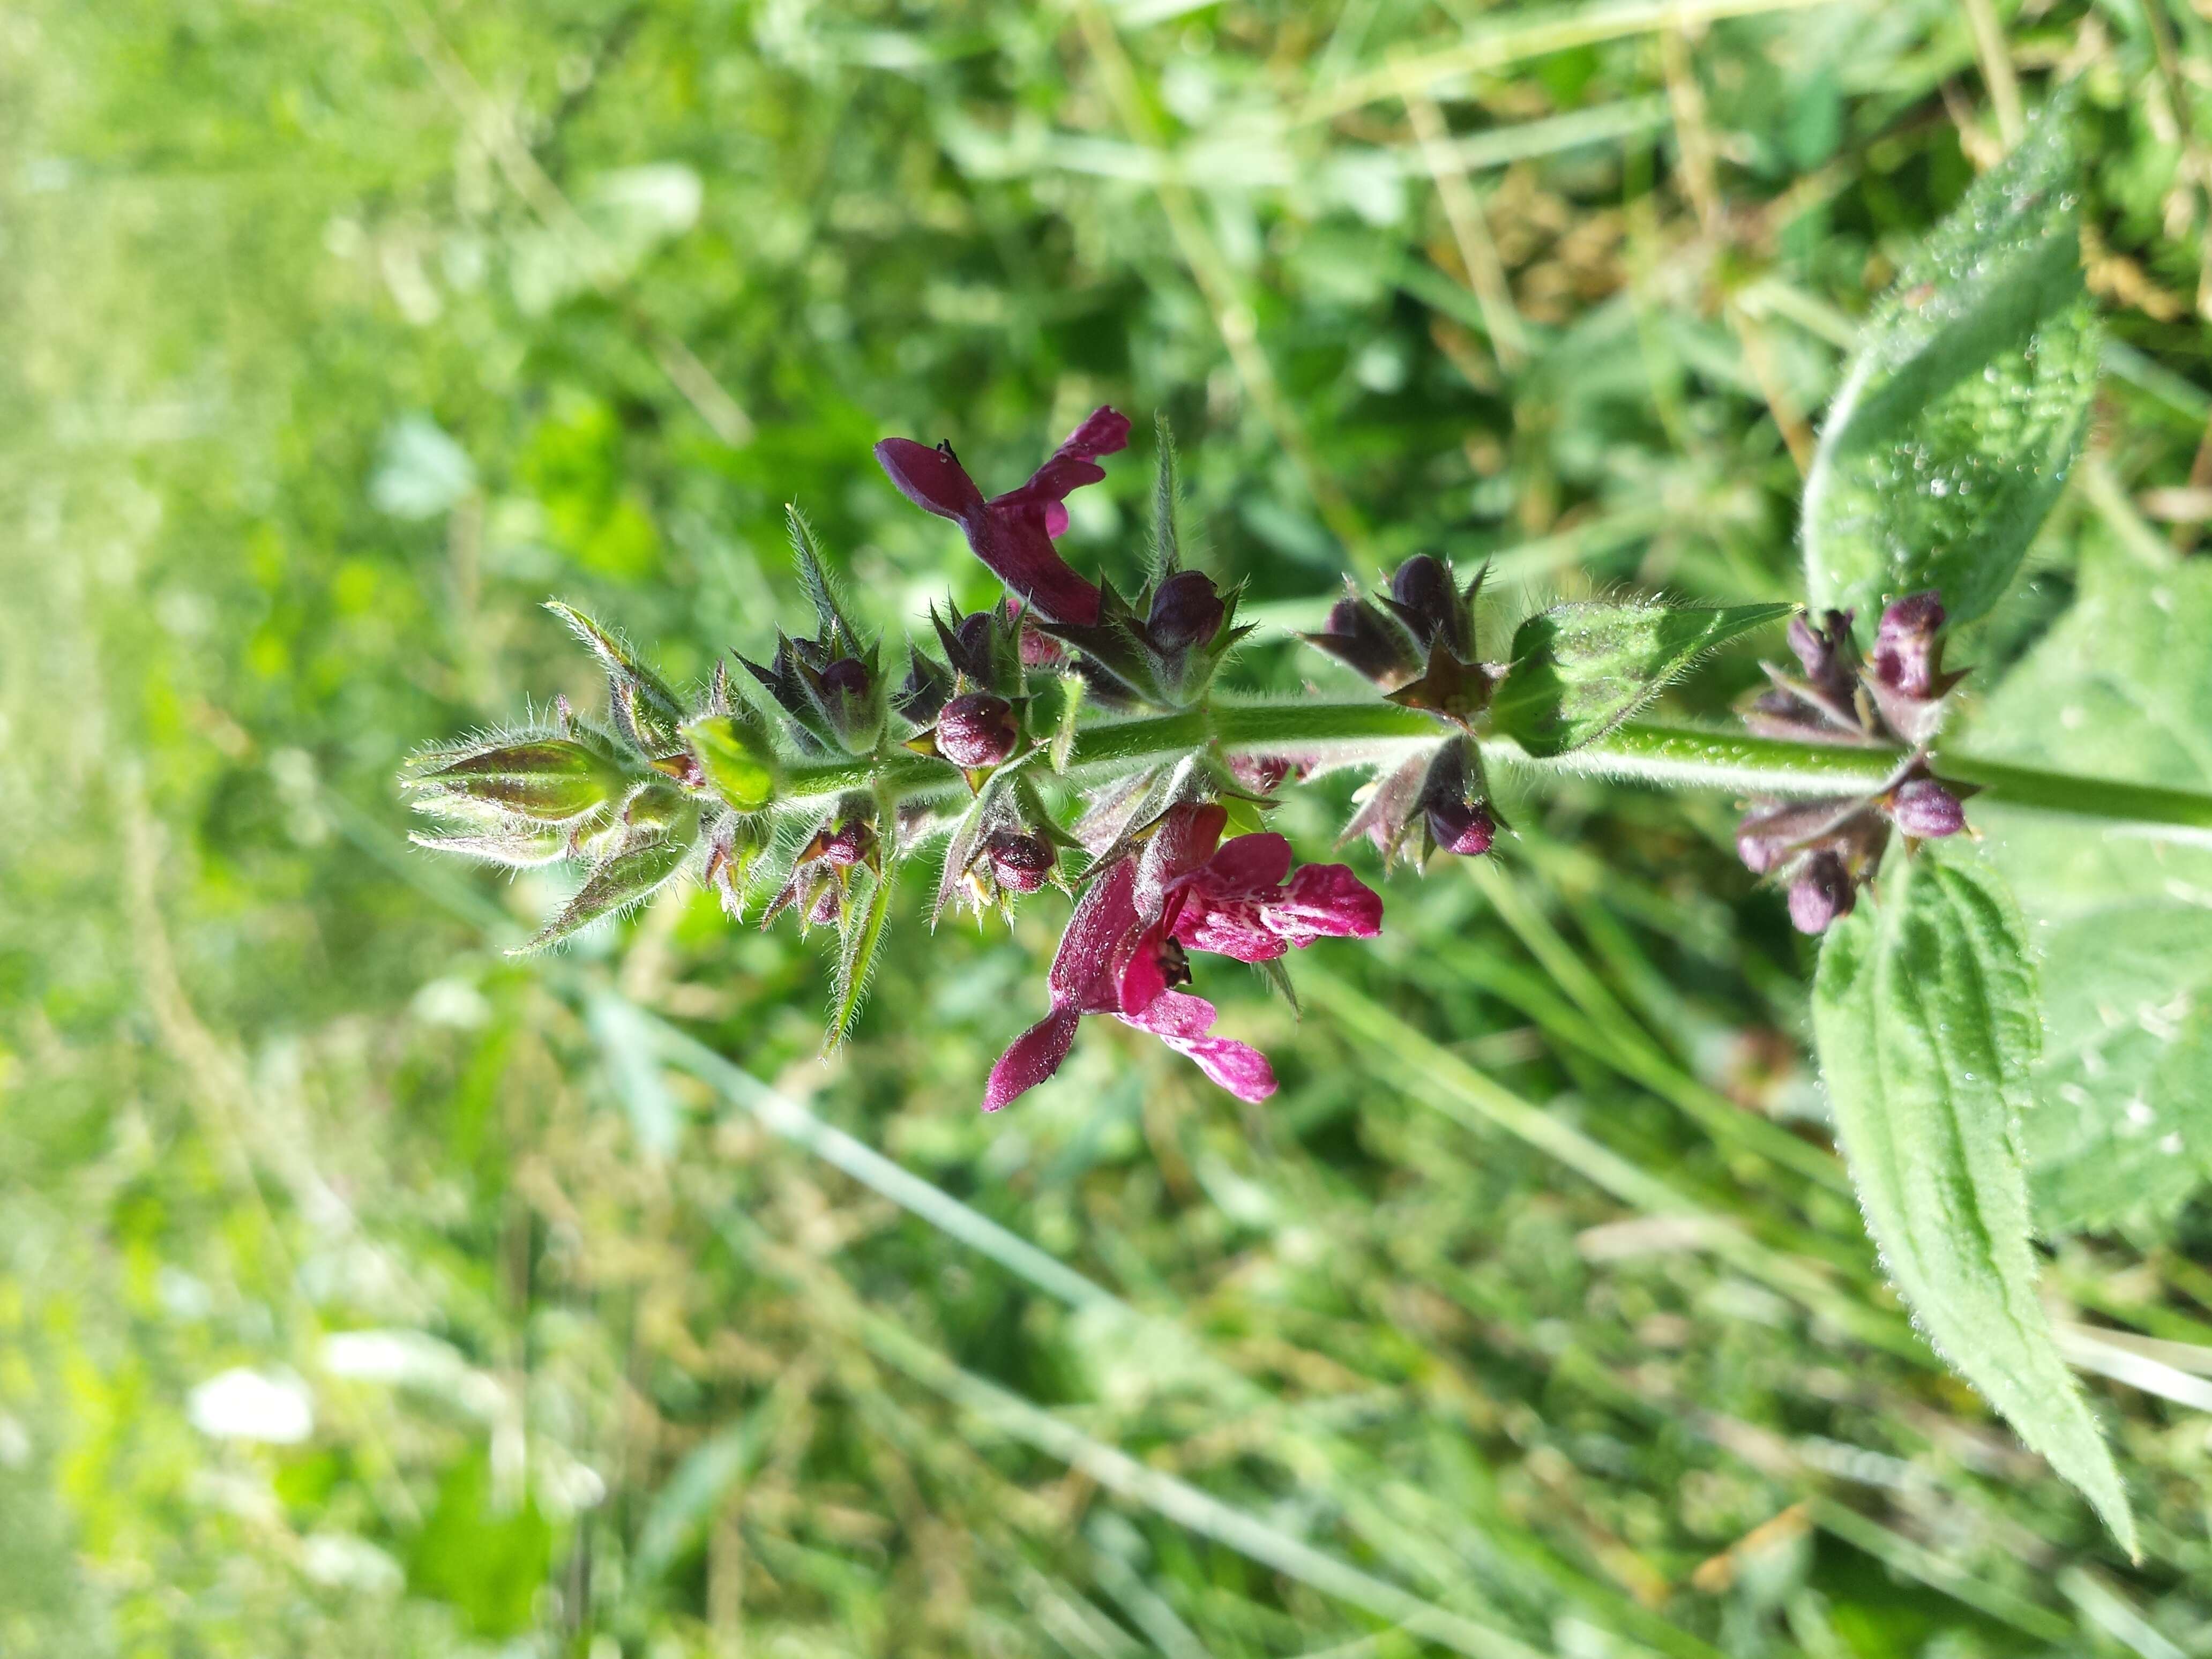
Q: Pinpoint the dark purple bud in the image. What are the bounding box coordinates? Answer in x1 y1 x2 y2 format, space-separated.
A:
1786 609 1858 700
1426 796 1496 857
807 882 844 928
1787 851 1856 935
1888 775 1966 839
1229 754 1302 795
894 645 952 725
936 692 1019 768
1733 796 1865 875
1871 592 1945 698
984 829 1055 894
1146 570 1226 651
956 611 994 666
1386 555 1466 655
1303 594 1419 686
1416 737 1495 856
819 816 875 868
821 657 871 701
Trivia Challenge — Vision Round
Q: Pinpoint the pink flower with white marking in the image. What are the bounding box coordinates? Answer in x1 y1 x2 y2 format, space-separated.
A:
985 805 1381 1110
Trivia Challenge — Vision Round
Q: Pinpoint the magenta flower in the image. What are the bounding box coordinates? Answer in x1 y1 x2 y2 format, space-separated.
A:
984 804 1382 1111
875 408 1132 627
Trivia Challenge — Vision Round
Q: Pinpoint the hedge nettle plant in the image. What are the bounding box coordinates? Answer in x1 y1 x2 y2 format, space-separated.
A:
409 104 2211 1551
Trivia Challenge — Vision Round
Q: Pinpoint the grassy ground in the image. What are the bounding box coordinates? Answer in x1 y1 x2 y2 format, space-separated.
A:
8 1 2212 1654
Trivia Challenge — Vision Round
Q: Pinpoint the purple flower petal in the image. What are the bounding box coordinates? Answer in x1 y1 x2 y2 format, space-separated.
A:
1266 863 1385 944
984 1008 1081 1111
1205 832 1294 893
876 411 1128 627
874 437 986 522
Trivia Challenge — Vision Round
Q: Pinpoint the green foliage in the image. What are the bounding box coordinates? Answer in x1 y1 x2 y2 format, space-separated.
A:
9 0 2211 1651
1804 101 2099 630
521 830 695 953
1492 601 1792 756
1966 547 2212 1228
827 861 896 1053
405 1452 555 1639
2026 906 2212 1231
1812 845 2134 1552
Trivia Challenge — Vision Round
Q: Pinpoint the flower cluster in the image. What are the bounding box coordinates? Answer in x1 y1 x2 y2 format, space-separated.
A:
1734 592 1972 932
409 408 1471 1108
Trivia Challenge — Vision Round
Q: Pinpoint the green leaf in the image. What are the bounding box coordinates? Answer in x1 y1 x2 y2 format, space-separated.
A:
405 1450 553 1638
1492 601 1792 757
1812 843 2134 1552
516 832 693 953
1962 549 2212 1229
1962 547 2212 921
787 503 864 656
545 599 689 745
1148 412 1182 581
1048 672 1086 773
826 861 895 1051
2023 904 2212 1231
1804 101 2098 630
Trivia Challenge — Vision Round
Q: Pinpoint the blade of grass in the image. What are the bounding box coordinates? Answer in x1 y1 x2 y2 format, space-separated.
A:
1298 0 1844 123
1300 964 1925 1359
1460 861 1852 1193
715 1209 1556 1659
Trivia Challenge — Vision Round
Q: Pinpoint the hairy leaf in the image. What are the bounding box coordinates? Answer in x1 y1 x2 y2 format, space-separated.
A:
1492 601 1792 757
546 600 690 747
787 504 865 657
1963 549 2212 1229
1812 844 2134 1551
2024 906 2212 1231
516 833 693 953
1804 102 2097 629
827 862 896 1051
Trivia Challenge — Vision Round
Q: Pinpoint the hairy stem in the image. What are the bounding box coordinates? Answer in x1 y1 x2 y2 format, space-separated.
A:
774 699 2212 846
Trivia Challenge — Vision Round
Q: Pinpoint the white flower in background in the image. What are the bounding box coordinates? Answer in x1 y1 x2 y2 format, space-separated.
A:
186 1368 314 1444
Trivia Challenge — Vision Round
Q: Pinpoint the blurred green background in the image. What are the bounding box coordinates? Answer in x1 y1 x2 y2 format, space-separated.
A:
9 1 2212 1654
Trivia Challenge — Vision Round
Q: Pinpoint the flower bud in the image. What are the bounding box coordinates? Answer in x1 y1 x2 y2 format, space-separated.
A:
1416 737 1496 856
417 739 625 825
1787 851 1855 935
1008 598 1066 668
1146 570 1226 651
1303 593 1419 686
1386 554 1467 656
1426 796 1495 857
807 881 844 928
1888 775 1966 839
936 692 1020 768
1391 554 1448 622
1786 609 1858 700
1871 592 1945 698
683 714 779 812
1229 755 1303 795
984 829 1055 894
821 657 871 701
820 816 875 868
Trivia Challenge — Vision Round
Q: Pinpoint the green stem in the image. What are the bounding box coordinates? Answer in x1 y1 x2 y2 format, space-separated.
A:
775 700 2212 846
